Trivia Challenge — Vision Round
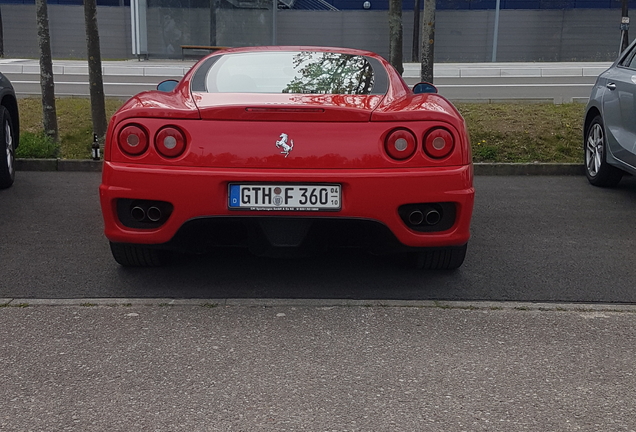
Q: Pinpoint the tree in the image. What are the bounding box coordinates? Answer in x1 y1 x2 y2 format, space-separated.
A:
420 0 435 83
412 0 421 62
388 0 403 75
0 7 4 58
283 52 374 94
35 0 58 144
620 0 629 54
210 0 219 46
83 0 107 142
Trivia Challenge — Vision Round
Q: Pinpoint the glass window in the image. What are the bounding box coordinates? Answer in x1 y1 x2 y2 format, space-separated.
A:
626 50 636 70
201 51 379 95
619 45 636 69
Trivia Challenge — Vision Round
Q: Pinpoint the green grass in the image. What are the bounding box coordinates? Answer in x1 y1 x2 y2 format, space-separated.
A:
17 98 586 163
457 103 585 163
15 131 59 158
18 98 124 159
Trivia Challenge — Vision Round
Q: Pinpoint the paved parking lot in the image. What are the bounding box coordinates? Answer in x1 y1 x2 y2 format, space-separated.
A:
1 171 635 303
2 303 636 431
2 171 636 431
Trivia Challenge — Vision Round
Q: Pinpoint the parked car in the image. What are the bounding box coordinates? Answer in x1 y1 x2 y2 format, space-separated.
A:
584 40 636 187
0 72 19 189
99 47 474 268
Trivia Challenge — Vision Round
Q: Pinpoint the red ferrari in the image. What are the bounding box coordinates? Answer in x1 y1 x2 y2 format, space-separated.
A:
99 47 474 269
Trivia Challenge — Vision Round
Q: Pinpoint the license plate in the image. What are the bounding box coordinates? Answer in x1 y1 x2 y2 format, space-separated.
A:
228 183 341 211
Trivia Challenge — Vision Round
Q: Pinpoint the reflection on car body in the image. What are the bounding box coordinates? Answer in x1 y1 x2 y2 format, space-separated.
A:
99 47 474 269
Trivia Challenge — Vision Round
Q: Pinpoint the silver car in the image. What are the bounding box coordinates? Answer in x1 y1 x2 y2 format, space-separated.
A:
584 41 636 187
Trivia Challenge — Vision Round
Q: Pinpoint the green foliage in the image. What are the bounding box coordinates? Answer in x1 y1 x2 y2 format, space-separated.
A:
17 97 124 159
472 139 499 160
15 131 59 158
457 103 585 163
283 52 374 94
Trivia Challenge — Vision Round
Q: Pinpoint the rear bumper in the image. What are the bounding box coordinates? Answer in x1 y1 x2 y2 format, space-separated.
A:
100 162 474 250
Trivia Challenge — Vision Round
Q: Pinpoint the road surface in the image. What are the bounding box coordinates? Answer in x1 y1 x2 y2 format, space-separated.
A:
0 59 610 103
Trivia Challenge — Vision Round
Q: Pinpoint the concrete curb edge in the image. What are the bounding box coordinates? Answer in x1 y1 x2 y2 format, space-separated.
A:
15 159 585 176
16 158 103 172
1 298 635 312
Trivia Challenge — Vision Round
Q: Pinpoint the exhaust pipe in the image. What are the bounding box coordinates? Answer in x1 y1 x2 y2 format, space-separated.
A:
147 206 162 222
425 209 441 225
131 206 146 222
399 203 452 232
407 210 424 225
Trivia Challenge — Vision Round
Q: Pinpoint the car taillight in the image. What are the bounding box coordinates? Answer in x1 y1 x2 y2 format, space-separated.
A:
385 128 416 161
424 128 454 159
155 127 187 158
118 125 149 156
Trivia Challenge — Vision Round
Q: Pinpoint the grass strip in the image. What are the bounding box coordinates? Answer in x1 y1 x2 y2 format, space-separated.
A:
17 98 586 163
17 98 124 159
458 103 584 163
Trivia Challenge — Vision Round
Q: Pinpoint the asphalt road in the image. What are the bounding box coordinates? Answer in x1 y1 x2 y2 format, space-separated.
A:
1 171 635 303
3 172 636 432
0 59 608 102
5 74 597 103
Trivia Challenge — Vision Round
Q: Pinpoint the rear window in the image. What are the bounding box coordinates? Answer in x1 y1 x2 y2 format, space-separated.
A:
192 51 386 95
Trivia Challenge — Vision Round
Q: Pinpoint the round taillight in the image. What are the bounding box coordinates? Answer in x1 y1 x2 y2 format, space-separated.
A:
384 129 416 161
424 128 454 159
118 125 149 156
155 127 186 158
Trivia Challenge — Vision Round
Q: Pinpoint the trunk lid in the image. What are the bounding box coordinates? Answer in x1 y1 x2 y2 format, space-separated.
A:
192 93 384 122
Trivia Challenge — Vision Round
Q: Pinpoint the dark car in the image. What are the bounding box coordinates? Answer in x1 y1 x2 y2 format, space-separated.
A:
584 40 636 187
0 72 19 189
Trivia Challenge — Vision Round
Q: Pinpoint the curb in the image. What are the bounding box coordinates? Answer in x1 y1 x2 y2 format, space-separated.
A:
16 158 102 172
474 163 584 176
15 159 585 176
1 298 635 312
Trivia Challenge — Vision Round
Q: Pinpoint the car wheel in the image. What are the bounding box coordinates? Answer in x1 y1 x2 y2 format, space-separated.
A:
585 115 623 187
413 244 467 270
109 242 171 267
0 106 16 189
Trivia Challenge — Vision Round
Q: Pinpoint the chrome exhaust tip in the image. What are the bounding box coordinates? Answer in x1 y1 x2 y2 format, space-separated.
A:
425 209 441 225
407 210 424 226
147 206 162 222
131 206 146 222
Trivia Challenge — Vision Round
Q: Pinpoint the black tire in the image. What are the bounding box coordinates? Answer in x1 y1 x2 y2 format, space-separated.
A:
413 244 467 270
0 106 16 189
584 115 623 187
109 242 171 267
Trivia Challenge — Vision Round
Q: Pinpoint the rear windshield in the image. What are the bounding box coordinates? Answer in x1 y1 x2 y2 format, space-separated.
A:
192 51 386 95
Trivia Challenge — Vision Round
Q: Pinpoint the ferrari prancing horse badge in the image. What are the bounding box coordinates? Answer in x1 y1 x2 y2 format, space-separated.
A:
275 133 294 158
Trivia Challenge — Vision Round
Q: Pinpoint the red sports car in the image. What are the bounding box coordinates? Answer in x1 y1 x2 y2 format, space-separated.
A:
99 47 474 269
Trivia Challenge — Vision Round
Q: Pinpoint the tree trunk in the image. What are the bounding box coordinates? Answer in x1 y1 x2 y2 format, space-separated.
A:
84 0 107 142
35 0 58 144
621 0 629 53
412 0 420 62
0 7 4 58
209 0 218 46
420 0 435 83
388 0 403 75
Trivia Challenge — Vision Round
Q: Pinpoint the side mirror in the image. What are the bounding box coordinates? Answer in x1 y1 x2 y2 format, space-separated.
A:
413 82 438 94
157 79 179 92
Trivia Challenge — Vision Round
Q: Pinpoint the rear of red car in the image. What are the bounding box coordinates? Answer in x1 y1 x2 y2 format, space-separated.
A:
100 47 474 268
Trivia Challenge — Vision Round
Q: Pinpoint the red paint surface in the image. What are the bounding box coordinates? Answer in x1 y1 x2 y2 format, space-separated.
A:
100 46 474 250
